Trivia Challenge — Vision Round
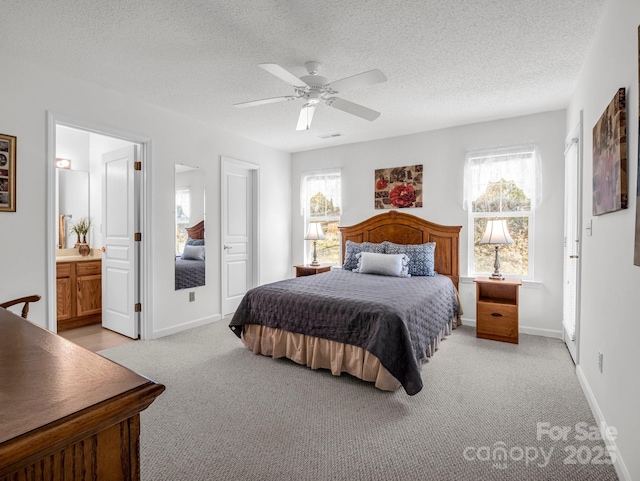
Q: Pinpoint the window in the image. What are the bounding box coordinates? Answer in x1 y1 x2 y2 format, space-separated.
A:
301 169 341 265
464 147 540 279
175 187 191 255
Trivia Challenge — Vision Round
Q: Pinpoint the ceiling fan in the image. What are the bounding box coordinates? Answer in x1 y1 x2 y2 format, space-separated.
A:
234 61 387 130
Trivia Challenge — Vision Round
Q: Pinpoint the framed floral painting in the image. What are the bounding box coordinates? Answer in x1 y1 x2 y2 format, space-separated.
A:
374 164 423 209
592 88 627 216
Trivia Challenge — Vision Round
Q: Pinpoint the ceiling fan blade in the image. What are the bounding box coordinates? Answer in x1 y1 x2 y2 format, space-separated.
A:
326 69 387 92
326 97 380 121
234 96 298 108
296 104 316 131
259 63 309 87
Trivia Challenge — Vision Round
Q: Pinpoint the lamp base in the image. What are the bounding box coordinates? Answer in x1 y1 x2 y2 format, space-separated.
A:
310 240 319 266
489 245 505 280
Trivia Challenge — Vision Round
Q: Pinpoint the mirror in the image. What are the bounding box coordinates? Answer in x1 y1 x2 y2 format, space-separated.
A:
57 169 89 248
175 164 206 290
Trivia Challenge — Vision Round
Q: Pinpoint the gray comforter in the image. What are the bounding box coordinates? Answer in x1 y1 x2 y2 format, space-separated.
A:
174 257 205 290
229 269 459 395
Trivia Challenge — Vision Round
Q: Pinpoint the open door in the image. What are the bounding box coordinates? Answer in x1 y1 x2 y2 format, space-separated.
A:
102 145 139 338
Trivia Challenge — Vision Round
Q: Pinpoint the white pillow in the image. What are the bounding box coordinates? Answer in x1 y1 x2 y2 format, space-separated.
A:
353 252 410 277
182 245 205 260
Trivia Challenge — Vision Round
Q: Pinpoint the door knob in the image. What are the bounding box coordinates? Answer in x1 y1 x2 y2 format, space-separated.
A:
100 246 106 253
223 245 231 250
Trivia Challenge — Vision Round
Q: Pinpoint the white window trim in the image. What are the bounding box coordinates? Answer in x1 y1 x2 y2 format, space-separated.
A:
464 146 539 280
301 168 342 265
175 186 191 256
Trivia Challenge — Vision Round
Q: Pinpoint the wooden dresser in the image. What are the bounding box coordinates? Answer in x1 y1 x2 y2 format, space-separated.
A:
474 276 521 344
56 259 102 330
0 307 164 480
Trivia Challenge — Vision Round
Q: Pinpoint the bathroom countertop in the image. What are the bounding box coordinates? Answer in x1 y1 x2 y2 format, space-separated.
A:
56 248 102 263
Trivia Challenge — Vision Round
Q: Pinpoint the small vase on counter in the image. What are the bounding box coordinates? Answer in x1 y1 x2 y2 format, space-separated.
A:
78 235 90 257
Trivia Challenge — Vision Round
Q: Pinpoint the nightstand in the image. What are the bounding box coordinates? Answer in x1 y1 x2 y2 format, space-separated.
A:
474 277 521 344
295 264 331 277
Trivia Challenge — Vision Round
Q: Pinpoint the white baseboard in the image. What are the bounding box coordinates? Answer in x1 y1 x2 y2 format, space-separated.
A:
576 366 630 481
459 318 561 339
519 325 562 339
152 314 221 339
460 317 476 327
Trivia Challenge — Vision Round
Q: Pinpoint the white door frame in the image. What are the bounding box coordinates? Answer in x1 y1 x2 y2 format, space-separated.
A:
562 114 583 364
45 111 153 339
220 156 260 314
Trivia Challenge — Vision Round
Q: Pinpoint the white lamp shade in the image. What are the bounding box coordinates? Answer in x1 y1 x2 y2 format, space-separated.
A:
480 219 514 245
304 222 325 241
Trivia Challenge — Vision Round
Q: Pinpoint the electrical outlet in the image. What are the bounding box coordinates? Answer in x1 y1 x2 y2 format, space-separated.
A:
598 351 603 373
189 292 195 302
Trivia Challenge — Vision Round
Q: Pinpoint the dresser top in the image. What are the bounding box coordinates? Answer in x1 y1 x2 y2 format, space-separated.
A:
0 307 157 444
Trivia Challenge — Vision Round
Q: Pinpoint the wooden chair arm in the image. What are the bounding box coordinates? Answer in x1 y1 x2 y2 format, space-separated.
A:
0 295 42 319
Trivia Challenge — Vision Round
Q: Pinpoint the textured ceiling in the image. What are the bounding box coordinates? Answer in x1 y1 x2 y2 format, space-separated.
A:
1 0 606 153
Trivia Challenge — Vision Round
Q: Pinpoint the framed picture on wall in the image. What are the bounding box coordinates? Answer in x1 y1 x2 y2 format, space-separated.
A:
374 164 423 209
592 88 627 216
634 26 640 266
0 133 16 213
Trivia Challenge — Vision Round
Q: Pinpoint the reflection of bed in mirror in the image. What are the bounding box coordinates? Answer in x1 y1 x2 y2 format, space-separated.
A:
175 220 205 290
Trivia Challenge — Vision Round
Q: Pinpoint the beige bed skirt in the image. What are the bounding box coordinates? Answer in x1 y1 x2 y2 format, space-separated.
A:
241 316 457 392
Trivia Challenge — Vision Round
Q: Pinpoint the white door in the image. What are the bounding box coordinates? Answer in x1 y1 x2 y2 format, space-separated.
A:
102 145 139 338
563 131 581 364
221 159 257 315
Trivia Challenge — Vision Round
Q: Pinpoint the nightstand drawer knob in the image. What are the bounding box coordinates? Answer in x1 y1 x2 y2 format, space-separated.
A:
491 312 503 317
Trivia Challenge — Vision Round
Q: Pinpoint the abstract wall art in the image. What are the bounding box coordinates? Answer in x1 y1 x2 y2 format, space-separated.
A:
592 88 627 216
634 26 640 266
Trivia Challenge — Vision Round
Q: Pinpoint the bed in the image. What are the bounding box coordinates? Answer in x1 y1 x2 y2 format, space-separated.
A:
175 220 206 290
229 211 461 395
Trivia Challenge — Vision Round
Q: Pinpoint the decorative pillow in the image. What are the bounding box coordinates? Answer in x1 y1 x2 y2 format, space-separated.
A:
186 237 205 246
353 252 410 277
383 241 436 276
342 240 385 271
182 245 205 260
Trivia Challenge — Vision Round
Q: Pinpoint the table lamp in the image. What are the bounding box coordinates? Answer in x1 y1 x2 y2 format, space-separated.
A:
304 222 325 266
480 219 514 280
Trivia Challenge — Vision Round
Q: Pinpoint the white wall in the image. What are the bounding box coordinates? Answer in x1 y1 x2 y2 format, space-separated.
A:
0 53 291 336
292 110 566 337
566 0 640 479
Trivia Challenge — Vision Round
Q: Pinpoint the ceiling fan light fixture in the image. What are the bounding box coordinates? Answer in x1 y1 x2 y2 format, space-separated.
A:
307 91 321 104
238 61 387 129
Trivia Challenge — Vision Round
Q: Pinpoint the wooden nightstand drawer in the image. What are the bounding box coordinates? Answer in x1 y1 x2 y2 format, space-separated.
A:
477 302 518 343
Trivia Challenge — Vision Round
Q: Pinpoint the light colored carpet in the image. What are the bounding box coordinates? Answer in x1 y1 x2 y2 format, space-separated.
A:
100 321 618 481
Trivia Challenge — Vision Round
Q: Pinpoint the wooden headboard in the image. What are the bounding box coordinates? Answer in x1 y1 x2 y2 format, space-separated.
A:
338 211 461 289
185 220 205 240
